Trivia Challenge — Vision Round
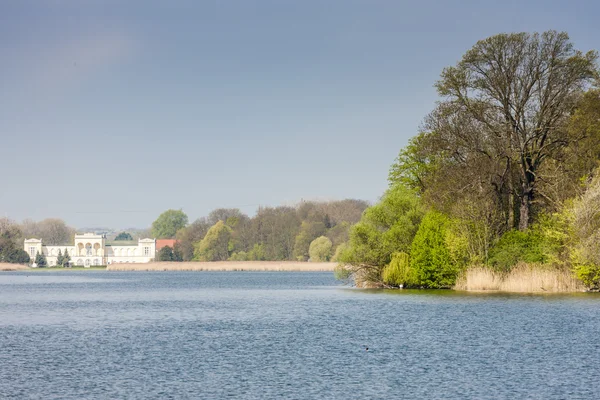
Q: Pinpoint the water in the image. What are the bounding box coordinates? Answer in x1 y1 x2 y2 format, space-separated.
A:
1 271 600 399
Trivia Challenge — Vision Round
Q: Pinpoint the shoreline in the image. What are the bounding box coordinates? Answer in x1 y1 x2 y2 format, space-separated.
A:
106 261 337 272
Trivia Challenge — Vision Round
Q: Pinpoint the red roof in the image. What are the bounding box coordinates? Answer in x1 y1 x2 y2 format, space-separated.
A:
156 239 177 251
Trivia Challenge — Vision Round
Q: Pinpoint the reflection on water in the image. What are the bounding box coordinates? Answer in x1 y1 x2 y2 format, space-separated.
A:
1 271 600 399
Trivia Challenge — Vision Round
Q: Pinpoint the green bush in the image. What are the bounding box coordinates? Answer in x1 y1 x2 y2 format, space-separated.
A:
410 211 459 288
574 264 600 290
338 185 424 283
382 252 414 287
488 230 547 271
309 236 333 262
229 251 248 261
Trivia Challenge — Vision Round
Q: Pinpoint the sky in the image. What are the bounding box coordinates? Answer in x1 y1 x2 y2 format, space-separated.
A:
1 0 599 229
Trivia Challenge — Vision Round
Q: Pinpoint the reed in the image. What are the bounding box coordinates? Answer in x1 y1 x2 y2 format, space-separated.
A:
0 263 29 271
106 261 337 272
454 263 584 292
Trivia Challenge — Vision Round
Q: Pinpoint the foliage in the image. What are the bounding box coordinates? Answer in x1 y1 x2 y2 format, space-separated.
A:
0 218 30 264
382 252 413 287
114 232 133 241
151 209 188 239
176 218 211 261
157 245 175 261
308 236 333 262
569 170 600 289
56 249 64 267
574 264 600 290
293 221 326 261
63 249 71 267
20 218 75 245
194 221 232 261
338 185 424 284
409 211 460 288
487 230 547 271
434 31 598 230
35 251 47 268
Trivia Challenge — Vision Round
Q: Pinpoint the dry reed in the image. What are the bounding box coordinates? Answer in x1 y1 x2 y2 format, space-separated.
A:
0 263 29 271
454 263 584 293
106 261 337 272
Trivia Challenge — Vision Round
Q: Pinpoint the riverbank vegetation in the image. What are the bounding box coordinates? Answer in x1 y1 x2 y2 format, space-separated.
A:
152 199 368 263
338 31 600 292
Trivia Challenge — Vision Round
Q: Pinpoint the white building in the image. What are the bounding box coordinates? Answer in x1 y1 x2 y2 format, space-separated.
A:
24 233 156 267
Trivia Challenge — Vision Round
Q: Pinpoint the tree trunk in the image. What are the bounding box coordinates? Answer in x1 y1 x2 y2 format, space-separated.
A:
518 187 533 231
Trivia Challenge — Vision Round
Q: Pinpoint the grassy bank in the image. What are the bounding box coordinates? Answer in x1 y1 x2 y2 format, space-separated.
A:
106 261 336 272
454 263 584 293
0 263 29 271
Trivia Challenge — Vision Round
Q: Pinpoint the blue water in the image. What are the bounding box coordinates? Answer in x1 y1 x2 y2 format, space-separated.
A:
1 271 600 399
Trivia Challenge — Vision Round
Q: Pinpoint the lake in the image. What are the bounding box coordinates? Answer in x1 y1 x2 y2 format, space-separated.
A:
1 271 600 399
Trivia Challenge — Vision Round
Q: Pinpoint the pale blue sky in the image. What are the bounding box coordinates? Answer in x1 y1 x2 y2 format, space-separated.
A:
1 0 599 228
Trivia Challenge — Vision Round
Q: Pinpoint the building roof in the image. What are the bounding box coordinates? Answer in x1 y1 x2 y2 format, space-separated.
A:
156 239 177 251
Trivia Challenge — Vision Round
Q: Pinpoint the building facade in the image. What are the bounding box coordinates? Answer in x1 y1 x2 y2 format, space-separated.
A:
24 233 156 267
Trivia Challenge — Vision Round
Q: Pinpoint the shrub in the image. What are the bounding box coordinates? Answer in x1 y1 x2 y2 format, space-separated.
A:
382 252 414 287
410 211 459 288
309 236 333 262
338 185 424 284
488 230 546 271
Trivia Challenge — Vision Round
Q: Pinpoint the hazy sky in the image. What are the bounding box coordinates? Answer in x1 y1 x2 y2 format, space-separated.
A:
1 0 599 229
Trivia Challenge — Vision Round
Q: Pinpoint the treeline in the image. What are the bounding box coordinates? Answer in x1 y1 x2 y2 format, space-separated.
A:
151 200 369 262
339 31 600 290
0 218 76 264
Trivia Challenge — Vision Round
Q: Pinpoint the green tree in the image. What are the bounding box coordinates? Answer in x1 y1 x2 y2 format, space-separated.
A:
409 211 459 288
63 249 71 267
308 236 333 262
35 251 47 268
194 221 232 261
151 209 189 239
433 31 598 230
176 218 211 261
338 185 424 284
0 218 29 264
157 246 175 261
293 221 326 261
56 249 64 267
382 252 413 287
114 232 133 241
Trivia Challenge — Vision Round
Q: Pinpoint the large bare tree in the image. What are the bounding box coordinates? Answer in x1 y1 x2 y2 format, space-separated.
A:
435 31 598 230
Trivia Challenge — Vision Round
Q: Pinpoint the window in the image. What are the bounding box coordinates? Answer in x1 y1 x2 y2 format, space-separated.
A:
85 259 90 266
85 244 92 256
29 247 36 257
93 259 99 266
144 247 150 256
77 259 83 266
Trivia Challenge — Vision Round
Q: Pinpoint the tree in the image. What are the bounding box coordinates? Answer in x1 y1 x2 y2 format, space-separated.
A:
249 206 301 260
338 185 424 284
63 249 71 267
194 221 232 261
35 251 47 268
0 218 29 264
309 236 333 262
157 246 175 261
151 209 189 239
21 218 75 245
293 221 326 261
56 249 64 267
433 31 598 230
176 218 211 261
114 232 133 241
409 211 458 288
207 208 244 226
